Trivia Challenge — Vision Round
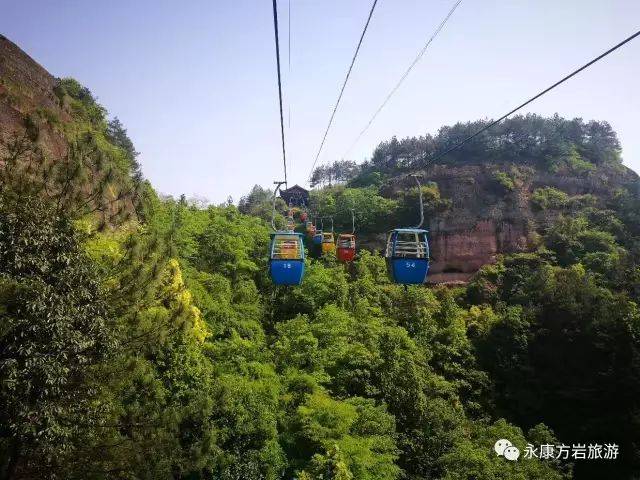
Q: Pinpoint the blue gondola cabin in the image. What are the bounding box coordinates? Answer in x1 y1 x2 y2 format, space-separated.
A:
269 232 305 285
385 228 430 284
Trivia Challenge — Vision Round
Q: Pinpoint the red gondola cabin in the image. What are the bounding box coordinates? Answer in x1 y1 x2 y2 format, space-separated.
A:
336 234 356 262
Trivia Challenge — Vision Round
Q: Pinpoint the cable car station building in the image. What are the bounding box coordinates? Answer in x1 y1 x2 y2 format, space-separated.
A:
279 184 309 207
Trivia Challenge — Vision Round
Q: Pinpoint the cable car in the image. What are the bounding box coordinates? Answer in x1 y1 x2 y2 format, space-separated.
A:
268 181 305 285
337 234 356 262
385 175 430 284
336 209 356 262
310 229 323 258
305 221 316 236
385 228 429 284
269 232 305 285
321 232 336 254
314 217 326 244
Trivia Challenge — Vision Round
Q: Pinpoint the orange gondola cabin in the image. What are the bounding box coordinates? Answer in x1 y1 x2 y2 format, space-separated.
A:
321 232 336 254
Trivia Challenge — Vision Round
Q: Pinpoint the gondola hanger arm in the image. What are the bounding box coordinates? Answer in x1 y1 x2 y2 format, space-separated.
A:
271 180 287 231
409 174 424 229
350 209 356 234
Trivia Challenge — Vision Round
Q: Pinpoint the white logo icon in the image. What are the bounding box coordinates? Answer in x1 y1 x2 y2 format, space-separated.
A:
494 439 512 456
504 446 521 461
494 439 520 461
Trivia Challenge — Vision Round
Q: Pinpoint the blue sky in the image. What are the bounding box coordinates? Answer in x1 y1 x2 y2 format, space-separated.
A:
2 0 639 203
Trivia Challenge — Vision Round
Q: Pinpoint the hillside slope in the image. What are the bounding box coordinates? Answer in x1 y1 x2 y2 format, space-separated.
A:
0 34 140 224
308 118 639 284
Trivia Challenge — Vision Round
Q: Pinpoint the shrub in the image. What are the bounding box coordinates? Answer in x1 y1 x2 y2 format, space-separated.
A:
491 171 515 194
531 187 569 211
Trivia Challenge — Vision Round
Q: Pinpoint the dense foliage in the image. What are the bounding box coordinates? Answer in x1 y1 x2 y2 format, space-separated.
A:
1 79 639 479
354 114 621 180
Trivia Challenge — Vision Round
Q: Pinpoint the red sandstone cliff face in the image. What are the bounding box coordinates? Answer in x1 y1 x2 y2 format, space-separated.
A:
0 34 69 159
378 161 638 284
0 35 137 223
432 165 528 283
427 219 529 284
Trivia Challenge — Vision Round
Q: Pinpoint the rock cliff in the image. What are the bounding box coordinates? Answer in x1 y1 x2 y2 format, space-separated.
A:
0 34 138 222
0 34 69 158
380 161 638 284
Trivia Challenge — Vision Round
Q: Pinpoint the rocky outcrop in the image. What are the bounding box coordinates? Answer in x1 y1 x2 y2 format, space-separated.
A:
0 35 138 223
0 34 69 159
384 161 637 284
414 164 532 284
427 219 529 284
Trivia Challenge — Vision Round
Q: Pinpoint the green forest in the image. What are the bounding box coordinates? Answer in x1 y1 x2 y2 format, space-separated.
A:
1 78 640 480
